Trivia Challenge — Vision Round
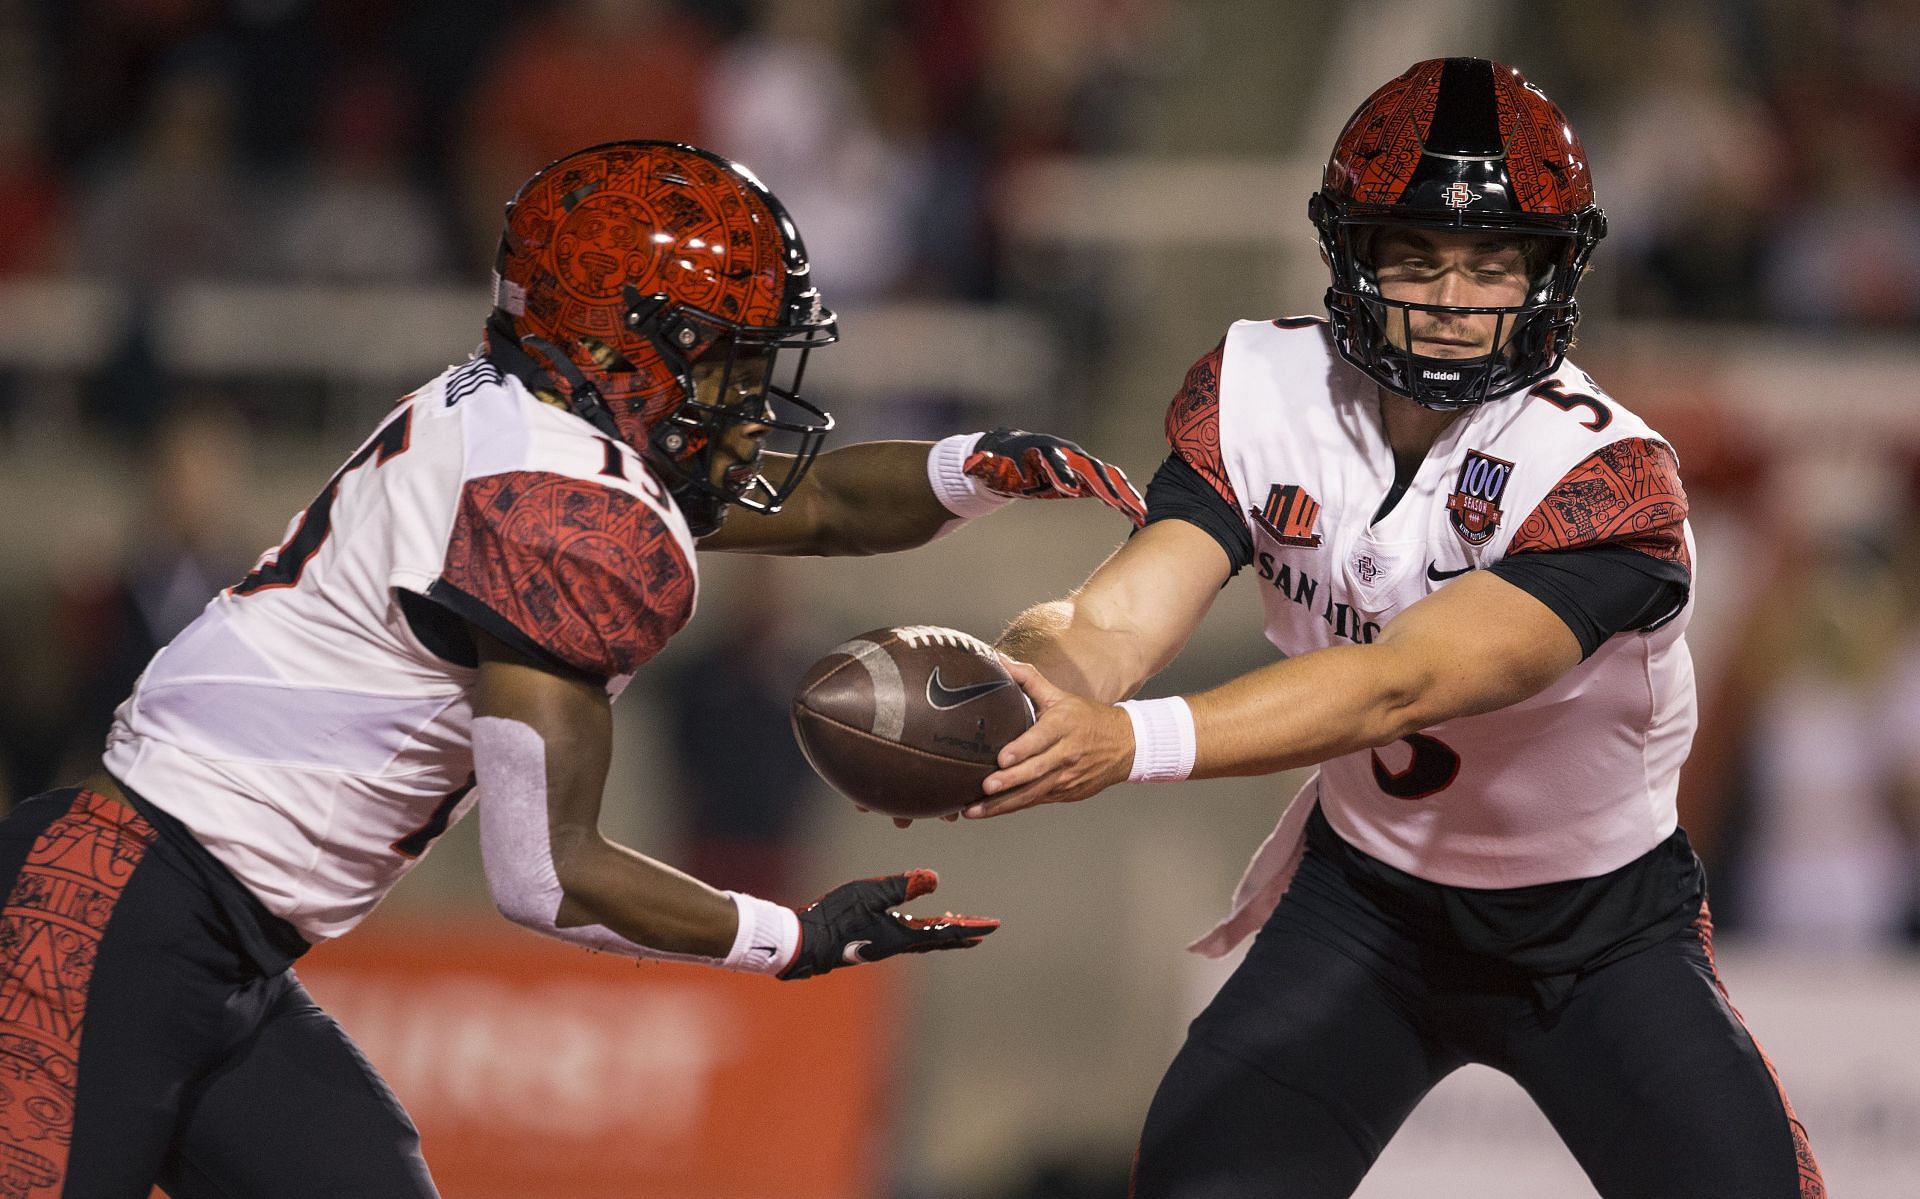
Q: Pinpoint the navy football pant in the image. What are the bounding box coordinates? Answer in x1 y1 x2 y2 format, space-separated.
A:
0 787 436 1198
1132 821 1824 1198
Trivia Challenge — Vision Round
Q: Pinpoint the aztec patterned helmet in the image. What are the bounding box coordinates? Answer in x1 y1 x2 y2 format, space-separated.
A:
1310 58 1606 409
488 140 837 524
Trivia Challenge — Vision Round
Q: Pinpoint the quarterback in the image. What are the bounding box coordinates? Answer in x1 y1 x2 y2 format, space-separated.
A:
971 60 1824 1198
0 141 1143 1196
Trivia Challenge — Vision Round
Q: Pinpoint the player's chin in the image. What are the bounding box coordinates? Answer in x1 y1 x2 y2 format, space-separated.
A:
1411 340 1489 359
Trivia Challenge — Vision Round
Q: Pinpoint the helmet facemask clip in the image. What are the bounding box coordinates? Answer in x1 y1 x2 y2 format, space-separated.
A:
619 285 834 524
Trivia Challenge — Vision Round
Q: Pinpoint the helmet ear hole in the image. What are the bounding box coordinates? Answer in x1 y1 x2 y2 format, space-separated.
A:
575 336 634 373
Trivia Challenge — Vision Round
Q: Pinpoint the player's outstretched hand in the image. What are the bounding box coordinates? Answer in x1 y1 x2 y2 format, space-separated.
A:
963 428 1147 527
966 659 1134 819
779 870 999 980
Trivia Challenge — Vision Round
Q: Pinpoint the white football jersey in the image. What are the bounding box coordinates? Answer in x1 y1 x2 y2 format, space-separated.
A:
103 358 700 941
1178 318 1696 948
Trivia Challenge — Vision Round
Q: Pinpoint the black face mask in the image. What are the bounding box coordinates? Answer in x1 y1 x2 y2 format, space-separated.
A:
638 318 834 526
1311 205 1604 411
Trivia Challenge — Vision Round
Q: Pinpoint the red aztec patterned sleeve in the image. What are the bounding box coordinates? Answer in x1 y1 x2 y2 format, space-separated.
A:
442 472 695 679
1507 438 1691 572
1165 340 1239 510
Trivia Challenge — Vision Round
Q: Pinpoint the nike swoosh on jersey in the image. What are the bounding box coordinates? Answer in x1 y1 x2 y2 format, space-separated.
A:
926 668 1014 710
1426 562 1474 581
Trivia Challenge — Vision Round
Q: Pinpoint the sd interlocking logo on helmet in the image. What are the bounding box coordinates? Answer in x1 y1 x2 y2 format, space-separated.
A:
1311 58 1607 411
484 141 838 535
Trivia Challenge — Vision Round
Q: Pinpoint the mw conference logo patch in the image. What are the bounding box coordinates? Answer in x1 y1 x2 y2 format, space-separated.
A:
1250 483 1323 548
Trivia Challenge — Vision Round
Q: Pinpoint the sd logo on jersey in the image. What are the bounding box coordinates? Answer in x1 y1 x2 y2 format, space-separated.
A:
1445 450 1513 546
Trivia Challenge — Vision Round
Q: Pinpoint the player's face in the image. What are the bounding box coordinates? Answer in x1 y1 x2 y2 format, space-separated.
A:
691 350 774 489
1370 228 1533 359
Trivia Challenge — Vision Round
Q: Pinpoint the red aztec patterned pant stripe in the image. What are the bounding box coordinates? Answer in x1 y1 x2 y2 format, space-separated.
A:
1692 903 1826 1198
0 791 155 1196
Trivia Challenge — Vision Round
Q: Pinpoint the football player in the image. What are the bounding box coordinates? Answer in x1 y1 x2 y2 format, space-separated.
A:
964 60 1825 1198
0 141 1144 1196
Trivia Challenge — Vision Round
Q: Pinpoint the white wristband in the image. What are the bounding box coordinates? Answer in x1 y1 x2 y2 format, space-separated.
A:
722 892 801 976
927 432 1015 521
1117 697 1198 783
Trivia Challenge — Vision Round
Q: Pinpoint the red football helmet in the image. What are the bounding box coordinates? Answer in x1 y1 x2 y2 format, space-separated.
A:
1310 58 1606 409
486 141 836 530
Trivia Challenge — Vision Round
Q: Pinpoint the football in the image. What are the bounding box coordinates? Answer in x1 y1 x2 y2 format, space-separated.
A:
791 625 1036 819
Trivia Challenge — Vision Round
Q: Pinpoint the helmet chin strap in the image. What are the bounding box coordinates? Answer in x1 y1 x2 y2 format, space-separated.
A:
515 336 627 442
644 412 739 539
481 314 625 442
488 324 728 535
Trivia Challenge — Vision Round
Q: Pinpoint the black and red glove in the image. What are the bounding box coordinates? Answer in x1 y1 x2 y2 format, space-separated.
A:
963 428 1147 527
779 869 999 980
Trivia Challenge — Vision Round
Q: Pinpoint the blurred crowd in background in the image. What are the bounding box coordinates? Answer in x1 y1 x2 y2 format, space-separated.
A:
1514 0 1920 326
0 0 1916 1106
0 0 1914 316
0 1 1917 1194
1 0 1170 307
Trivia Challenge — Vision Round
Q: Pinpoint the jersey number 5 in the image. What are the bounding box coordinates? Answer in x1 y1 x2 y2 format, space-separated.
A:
1530 380 1611 432
234 408 414 596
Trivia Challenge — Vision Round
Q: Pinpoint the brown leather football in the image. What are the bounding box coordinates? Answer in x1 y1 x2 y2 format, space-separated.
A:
791 625 1036 819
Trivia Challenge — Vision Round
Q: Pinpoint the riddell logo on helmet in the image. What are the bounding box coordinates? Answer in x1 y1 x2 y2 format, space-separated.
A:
1422 369 1463 381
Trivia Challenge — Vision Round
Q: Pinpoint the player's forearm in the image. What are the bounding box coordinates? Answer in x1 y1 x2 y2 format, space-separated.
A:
997 522 1222 705
550 832 739 957
775 441 959 556
1185 642 1433 779
967 630 1432 819
998 594 1185 704
1184 622 1564 779
1146 571 1583 784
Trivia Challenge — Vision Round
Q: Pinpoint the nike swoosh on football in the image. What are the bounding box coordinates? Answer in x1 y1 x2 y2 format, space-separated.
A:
1426 562 1474 581
926 668 1014 710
